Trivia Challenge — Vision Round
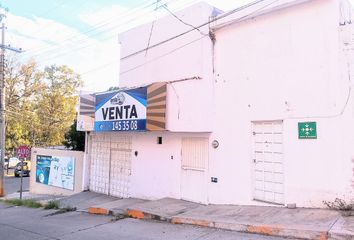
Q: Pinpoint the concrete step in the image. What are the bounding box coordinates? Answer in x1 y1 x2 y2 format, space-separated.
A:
127 198 200 221
88 198 147 216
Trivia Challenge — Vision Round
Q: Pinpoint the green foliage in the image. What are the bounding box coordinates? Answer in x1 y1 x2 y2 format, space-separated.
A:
5 59 83 152
44 200 60 209
63 119 85 151
107 86 119 91
4 199 42 208
323 198 354 211
46 206 77 216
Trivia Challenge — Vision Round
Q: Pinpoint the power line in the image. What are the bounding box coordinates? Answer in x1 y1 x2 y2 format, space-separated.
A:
162 4 207 36
22 0 166 56
79 35 206 77
23 0 73 39
79 59 118 76
145 0 161 56
24 0 174 62
23 0 199 61
35 0 67 19
213 0 280 30
121 35 207 75
28 0 199 65
24 0 275 78
121 0 273 60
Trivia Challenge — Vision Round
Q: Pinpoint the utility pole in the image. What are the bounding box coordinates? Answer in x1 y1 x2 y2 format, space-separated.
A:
0 6 22 197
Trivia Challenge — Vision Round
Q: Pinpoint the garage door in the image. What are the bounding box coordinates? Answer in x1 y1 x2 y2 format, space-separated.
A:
89 133 132 197
252 121 284 204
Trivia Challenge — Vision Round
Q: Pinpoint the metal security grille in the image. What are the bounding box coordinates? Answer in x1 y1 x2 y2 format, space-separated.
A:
89 133 132 198
109 135 132 198
181 137 208 204
252 121 284 204
89 134 110 195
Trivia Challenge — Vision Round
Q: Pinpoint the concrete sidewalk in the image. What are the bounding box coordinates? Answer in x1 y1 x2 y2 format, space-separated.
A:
0 191 62 202
24 192 354 240
125 199 342 240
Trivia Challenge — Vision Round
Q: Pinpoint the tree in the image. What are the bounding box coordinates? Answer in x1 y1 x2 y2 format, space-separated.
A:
5 58 43 153
107 86 119 91
63 119 85 151
34 65 83 146
4 60 83 153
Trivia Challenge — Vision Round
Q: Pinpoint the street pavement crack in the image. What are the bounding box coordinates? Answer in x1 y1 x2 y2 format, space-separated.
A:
328 216 341 233
56 220 114 238
0 222 60 240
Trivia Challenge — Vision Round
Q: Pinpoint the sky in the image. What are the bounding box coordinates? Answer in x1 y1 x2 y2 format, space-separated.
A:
0 0 285 91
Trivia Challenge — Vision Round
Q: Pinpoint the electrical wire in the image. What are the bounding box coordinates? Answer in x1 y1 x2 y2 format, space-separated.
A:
145 0 161 56
24 0 178 63
79 59 118 76
120 35 207 76
26 0 200 61
20 0 273 77
213 0 281 30
121 0 273 60
80 36 207 80
22 0 170 57
23 0 78 39
162 4 207 36
28 0 200 65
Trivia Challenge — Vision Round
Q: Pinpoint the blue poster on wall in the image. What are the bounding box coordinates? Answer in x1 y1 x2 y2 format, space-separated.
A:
36 155 75 190
94 87 147 132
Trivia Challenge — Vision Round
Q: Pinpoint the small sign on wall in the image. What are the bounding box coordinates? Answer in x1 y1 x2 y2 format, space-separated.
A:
298 122 317 139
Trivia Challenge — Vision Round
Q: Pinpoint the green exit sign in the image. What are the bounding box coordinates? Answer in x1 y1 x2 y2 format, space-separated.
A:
298 122 317 139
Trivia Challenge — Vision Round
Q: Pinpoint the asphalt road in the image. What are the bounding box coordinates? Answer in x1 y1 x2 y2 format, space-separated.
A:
0 203 291 240
4 169 30 195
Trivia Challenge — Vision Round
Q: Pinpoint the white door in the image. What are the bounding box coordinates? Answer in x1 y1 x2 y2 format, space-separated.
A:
89 133 110 195
89 133 132 197
181 138 208 204
109 135 132 198
252 121 284 204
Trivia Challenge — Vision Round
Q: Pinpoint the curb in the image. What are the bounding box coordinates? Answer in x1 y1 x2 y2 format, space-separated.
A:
171 216 328 240
90 206 333 240
88 207 109 215
127 209 171 221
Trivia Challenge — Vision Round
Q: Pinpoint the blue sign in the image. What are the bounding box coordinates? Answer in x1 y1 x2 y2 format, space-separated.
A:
94 87 147 132
36 155 75 190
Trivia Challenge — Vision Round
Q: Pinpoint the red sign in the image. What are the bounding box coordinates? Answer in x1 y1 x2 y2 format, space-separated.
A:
17 146 30 159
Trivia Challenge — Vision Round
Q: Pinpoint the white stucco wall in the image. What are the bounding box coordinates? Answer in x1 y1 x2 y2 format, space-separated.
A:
119 2 218 132
129 131 210 200
84 0 354 208
30 148 85 196
209 0 354 207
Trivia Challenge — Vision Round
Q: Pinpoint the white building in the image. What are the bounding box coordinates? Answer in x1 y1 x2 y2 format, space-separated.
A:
79 0 354 208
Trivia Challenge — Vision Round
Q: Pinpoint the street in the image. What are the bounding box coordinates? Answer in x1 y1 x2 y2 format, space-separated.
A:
4 169 29 195
0 202 291 240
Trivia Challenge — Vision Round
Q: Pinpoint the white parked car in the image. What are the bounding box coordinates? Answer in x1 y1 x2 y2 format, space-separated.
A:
7 157 20 169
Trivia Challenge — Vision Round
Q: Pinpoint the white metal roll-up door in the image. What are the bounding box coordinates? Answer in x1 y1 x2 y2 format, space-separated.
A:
252 121 284 204
181 137 208 204
89 133 132 197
